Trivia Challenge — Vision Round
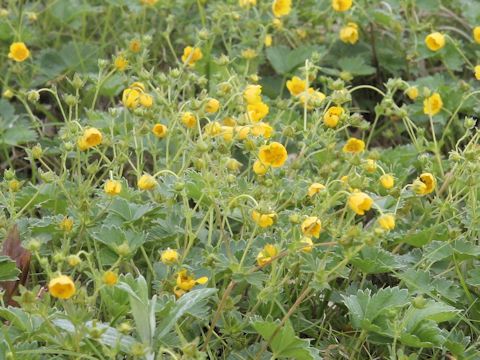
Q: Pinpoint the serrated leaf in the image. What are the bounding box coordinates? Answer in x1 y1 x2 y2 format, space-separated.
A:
54 318 137 354
342 287 409 330
156 288 217 339
403 225 448 247
0 256 20 282
351 247 401 274
266 46 319 75
252 319 322 360
338 56 376 76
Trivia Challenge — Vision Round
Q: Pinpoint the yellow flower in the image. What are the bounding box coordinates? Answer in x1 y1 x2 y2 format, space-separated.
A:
241 48 257 60
3 89 14 99
152 123 168 138
59 217 74 232
78 128 102 151
222 117 237 127
8 42 30 62
139 93 153 108
425 32 445 52
140 0 158 5
308 183 326 197
413 173 436 195
114 55 128 71
252 210 276 228
205 98 220 113
296 28 307 39
332 0 352 11
239 0 256 7
49 275 76 300
247 101 269 122
104 180 122 196
301 216 322 238
380 174 394 189
67 255 81 268
161 248 179 265
378 214 395 231
137 174 156 191
340 23 359 44
236 125 251 140
226 158 242 172
257 244 279 267
244 85 262 105
8 179 21 192
122 88 141 109
265 34 273 47
364 159 377 173
181 112 197 128
286 76 307 96
251 122 274 138
423 93 443 116
299 237 314 253
204 122 222 137
299 88 326 110
324 106 344 128
174 270 208 297
343 137 365 154
181 46 203 67
129 39 142 53
272 18 283 29
348 191 373 215
272 0 292 17
475 65 480 80
406 87 419 100
258 142 288 168
221 126 234 142
474 26 480 44
102 271 118 286
253 159 270 175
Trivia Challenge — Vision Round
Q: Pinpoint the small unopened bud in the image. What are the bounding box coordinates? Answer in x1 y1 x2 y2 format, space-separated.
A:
464 117 476 129
116 243 131 257
31 144 43 159
71 73 84 89
64 94 77 107
27 90 40 103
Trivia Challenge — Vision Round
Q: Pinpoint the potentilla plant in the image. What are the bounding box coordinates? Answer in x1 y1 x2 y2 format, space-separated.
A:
0 0 480 359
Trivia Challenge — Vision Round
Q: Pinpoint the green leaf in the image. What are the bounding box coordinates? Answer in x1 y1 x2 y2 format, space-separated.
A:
338 56 376 76
156 288 217 339
400 320 445 348
107 197 157 223
117 275 156 348
252 319 322 360
266 46 319 75
466 268 480 287
399 301 457 348
0 256 20 281
453 240 480 260
53 319 137 354
403 225 448 247
351 247 401 274
342 287 409 330
397 269 433 293
91 225 146 254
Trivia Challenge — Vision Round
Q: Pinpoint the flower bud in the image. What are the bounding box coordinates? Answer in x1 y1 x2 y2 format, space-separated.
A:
27 90 40 103
27 239 41 252
8 179 22 192
71 73 85 89
31 144 43 159
116 242 131 257
53 252 65 263
464 117 476 129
